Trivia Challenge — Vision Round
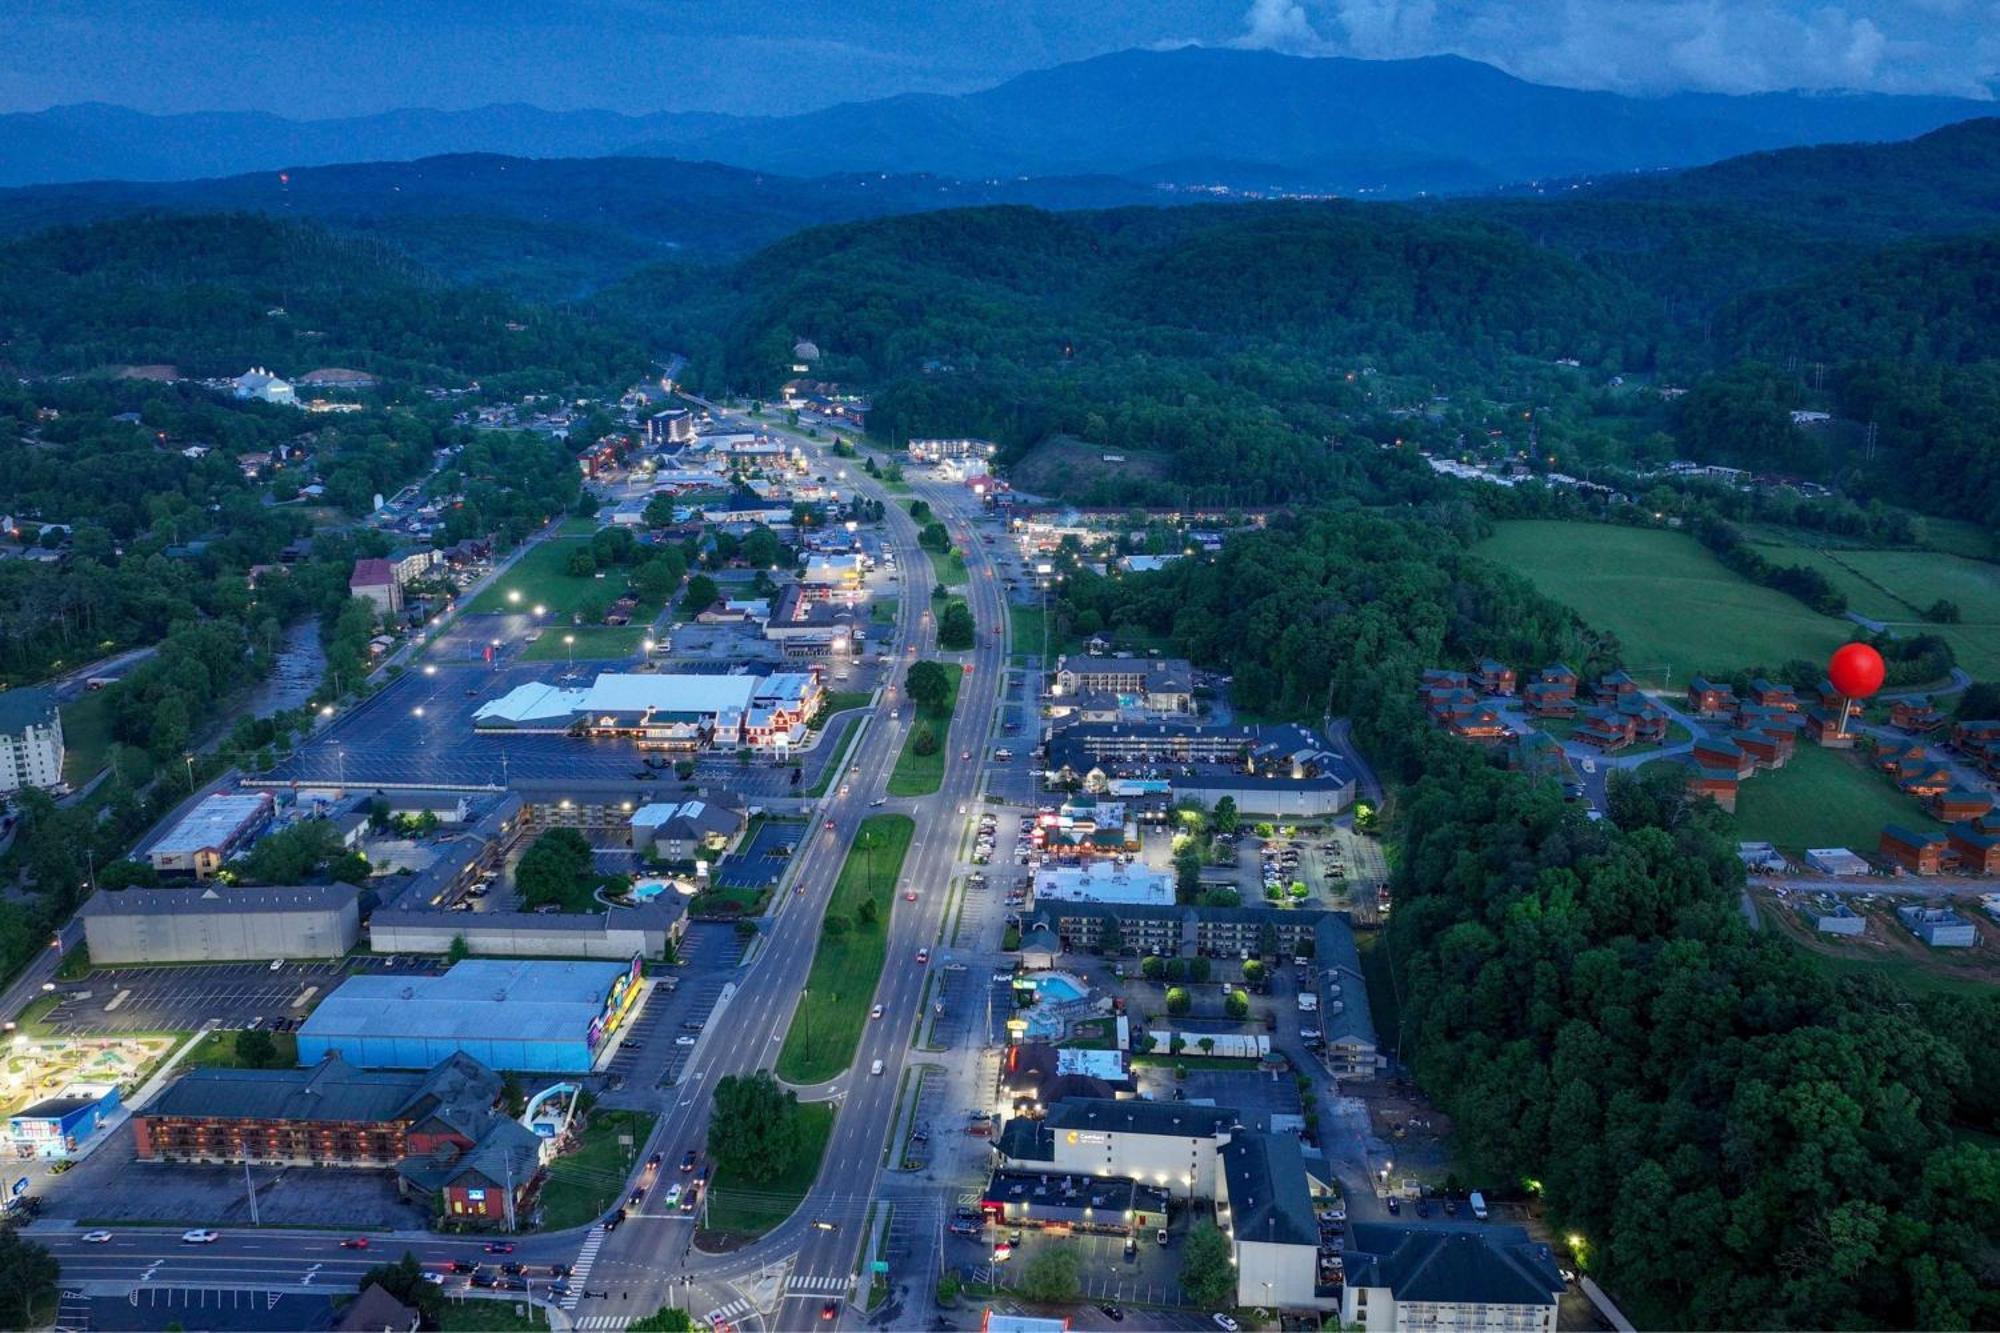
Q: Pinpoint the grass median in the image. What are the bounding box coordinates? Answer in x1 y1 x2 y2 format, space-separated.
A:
776 815 915 1084
702 1099 836 1238
887 669 961 797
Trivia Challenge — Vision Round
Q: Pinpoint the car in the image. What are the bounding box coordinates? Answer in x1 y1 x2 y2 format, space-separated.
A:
675 1034 697 1046
916 948 929 964
423 1272 446 1286
47 1159 72 1175
604 1207 627 1233
646 1152 664 1168
1156 1228 1169 1246
80 1230 112 1244
904 890 917 901
824 820 837 832
821 1301 840 1321
269 958 285 972
469 1271 498 1288
339 1237 371 1249
629 1188 645 1207
1414 1200 1430 1218
870 797 886 807
664 1183 683 1208
1100 1306 1125 1322
501 1261 526 1276
1386 1197 1401 1215
549 1264 571 1278
811 1219 839 1232
681 1150 698 1172
871 1004 884 1019
622 1040 644 1052
1214 1317 1240 1333
991 1243 1013 1261
449 1260 478 1274
483 1241 516 1254
181 1230 220 1244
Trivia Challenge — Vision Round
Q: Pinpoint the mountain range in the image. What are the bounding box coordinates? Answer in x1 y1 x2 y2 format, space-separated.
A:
4 47 1992 195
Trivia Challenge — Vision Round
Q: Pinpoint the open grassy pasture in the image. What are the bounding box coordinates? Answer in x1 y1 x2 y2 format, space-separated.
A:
1726 743 1941 854
1476 520 1848 684
1745 537 2000 681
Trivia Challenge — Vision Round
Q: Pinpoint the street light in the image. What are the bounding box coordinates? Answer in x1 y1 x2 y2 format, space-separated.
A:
564 634 576 672
507 589 522 605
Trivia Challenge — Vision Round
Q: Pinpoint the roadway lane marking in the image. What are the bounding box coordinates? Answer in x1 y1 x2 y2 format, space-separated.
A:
103 989 130 1011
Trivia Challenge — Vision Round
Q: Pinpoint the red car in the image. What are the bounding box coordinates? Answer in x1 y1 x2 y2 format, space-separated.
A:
338 1237 370 1250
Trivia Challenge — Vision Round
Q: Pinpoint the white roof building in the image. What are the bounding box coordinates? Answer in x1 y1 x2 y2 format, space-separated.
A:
1031 862 1174 908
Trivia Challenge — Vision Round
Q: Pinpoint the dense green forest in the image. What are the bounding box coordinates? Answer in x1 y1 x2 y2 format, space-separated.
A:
0 213 640 387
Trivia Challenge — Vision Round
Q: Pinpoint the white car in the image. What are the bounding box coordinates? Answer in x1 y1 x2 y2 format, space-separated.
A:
81 1230 113 1244
871 1004 885 1019
181 1230 221 1244
1213 1318 1240 1333
422 1272 446 1286
675 1035 697 1046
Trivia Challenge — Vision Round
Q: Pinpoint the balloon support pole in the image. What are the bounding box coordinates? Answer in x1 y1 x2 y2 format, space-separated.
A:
1837 698 1854 738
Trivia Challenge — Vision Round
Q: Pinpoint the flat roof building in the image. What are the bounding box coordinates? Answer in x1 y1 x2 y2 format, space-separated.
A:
297 957 644 1072
0 685 64 794
1030 862 1173 908
148 791 275 878
82 882 360 965
473 670 821 752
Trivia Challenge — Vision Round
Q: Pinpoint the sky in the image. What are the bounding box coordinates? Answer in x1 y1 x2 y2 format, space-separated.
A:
0 0 1990 119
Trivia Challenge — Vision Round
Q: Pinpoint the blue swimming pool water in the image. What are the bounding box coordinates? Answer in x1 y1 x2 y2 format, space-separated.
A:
1036 976 1086 1003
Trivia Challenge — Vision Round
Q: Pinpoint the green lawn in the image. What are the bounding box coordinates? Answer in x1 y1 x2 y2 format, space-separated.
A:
181 1030 299 1069
815 691 874 724
435 1299 551 1331
1915 516 1997 561
1746 540 2000 681
1797 948 1995 1000
1727 743 1941 854
872 600 899 627
466 533 657 618
538 1110 655 1231
1008 604 1049 660
1476 520 1848 685
59 687 118 786
703 1099 836 1237
516 626 648 663
776 815 915 1084
888 669 962 797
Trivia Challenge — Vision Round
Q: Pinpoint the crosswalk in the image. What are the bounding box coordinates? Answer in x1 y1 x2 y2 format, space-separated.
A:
706 1297 753 1325
560 1226 605 1311
572 1317 633 1330
784 1272 852 1297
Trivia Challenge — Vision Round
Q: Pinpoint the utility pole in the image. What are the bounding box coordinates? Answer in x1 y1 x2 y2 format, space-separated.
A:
245 1161 259 1226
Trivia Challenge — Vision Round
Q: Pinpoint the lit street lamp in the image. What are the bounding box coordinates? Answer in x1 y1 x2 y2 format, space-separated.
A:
564 634 576 673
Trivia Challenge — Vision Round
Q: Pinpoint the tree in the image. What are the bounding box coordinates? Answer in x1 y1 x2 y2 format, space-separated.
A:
1174 842 1204 903
629 1310 695 1332
1099 916 1125 956
234 1028 278 1068
1212 795 1240 835
1189 957 1212 984
447 934 470 964
1140 955 1165 983
642 492 679 528
681 573 720 616
1020 1247 1081 1303
707 1071 804 1185
355 1253 444 1328
938 601 975 650
1166 986 1191 1017
910 723 939 757
1180 1222 1237 1308
855 898 879 927
905 659 952 713
1224 989 1250 1020
919 520 950 552
566 548 597 578
1242 959 1267 987
514 827 593 910
633 554 685 602
741 524 783 569
1198 1036 1216 1056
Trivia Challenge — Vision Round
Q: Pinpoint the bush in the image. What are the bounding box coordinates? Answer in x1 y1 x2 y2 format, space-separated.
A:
1224 988 1250 1020
1140 955 1165 982
1165 986 1191 1016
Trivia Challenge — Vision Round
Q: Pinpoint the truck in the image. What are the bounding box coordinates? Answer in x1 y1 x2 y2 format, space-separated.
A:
1297 992 1319 1013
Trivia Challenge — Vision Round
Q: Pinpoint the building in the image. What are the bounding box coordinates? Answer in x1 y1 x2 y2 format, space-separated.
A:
1045 721 1356 818
1313 915 1386 1082
908 438 995 464
1891 697 1945 733
1932 788 1994 824
1749 678 1800 711
82 883 361 965
1686 677 1736 717
8 1084 120 1159
474 671 822 752
1813 904 1866 936
0 686 64 794
979 1168 1169 1236
366 901 683 962
388 546 437 587
1897 904 1978 948
1053 655 1194 715
801 553 866 591
147 791 276 878
349 558 403 614
1948 825 2000 875
1218 1130 1329 1310
297 957 644 1072
1521 664 1578 718
296 368 379 392
1804 847 1870 876
631 797 747 861
233 367 296 405
764 583 860 653
1341 1223 1564 1332
1879 824 1947 876
993 1098 1240 1196
646 408 696 447
1803 708 1856 748
1030 862 1173 909
1688 765 1740 813
1474 660 1517 696
337 1285 420 1333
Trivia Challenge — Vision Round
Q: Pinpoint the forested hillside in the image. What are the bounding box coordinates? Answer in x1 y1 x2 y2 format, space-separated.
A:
0 213 638 385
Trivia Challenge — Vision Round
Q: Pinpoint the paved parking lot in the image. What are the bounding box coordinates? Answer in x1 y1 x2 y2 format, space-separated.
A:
948 1221 1192 1308
84 1289 338 1332
39 959 421 1037
596 924 747 1104
1132 1066 1305 1132
711 818 807 890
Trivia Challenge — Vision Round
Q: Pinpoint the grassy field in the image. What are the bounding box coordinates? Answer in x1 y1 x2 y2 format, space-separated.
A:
465 531 657 618
816 690 874 721
1743 537 2000 681
804 716 864 798
1008 604 1048 660
776 815 915 1084
181 1030 299 1069
538 1109 655 1231
703 1100 836 1237
1476 520 1848 684
436 1298 551 1331
888 668 962 797
871 598 898 625
1915 516 1997 560
1728 743 1941 853
59 687 117 786
516 625 647 663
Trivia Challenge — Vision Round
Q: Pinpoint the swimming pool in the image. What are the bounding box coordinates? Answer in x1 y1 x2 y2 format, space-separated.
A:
1035 976 1086 1003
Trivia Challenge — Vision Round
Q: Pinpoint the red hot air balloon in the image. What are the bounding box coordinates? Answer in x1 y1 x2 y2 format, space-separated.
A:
1828 642 1886 700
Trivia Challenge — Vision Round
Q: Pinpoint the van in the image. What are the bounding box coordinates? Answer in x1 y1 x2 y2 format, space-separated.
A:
1469 1191 1489 1221
870 1059 884 1076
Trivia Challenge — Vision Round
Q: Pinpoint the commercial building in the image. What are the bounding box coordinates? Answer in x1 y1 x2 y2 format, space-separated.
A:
349 558 403 614
147 791 276 878
297 957 644 1072
979 1168 1170 1236
0 686 64 794
8 1084 120 1159
1053 655 1194 715
1218 1131 1329 1310
134 1052 544 1227
995 1098 1240 1196
1045 721 1356 818
1341 1223 1565 1332
764 583 861 656
1030 862 1173 909
82 882 361 965
367 901 683 961
631 797 747 861
473 671 822 752
908 438 996 464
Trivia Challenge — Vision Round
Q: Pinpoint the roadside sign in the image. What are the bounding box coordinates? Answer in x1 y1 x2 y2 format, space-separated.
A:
10 1178 26 1197
871 1261 888 1275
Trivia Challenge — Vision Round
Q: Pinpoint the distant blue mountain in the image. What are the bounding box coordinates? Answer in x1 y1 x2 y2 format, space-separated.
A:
0 48 1990 194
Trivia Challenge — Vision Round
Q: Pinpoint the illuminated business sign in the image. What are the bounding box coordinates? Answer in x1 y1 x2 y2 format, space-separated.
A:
587 954 649 1050
1064 1131 1109 1146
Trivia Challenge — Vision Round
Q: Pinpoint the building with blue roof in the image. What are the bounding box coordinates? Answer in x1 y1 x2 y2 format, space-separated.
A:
297 957 643 1072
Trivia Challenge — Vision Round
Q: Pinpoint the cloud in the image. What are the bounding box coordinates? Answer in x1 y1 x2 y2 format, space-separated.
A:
1234 0 1337 52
